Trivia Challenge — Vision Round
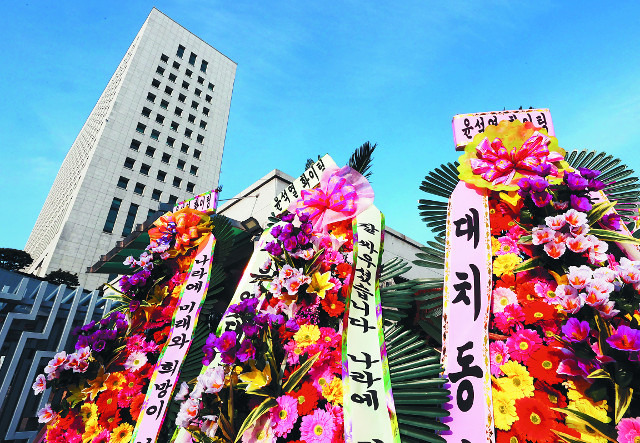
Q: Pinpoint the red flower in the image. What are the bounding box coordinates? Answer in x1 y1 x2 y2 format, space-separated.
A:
528 347 563 385
512 397 558 443
98 407 121 431
321 292 345 317
523 300 556 324
290 382 319 416
96 388 119 417
129 393 146 421
495 428 524 443
335 262 352 279
516 281 540 305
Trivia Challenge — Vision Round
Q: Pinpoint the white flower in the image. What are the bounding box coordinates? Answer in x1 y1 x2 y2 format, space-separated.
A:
37 404 57 423
124 351 147 372
32 374 47 395
492 287 518 313
174 382 190 401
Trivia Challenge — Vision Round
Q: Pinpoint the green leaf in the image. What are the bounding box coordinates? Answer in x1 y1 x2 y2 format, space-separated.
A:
518 235 532 244
233 397 278 443
513 256 541 273
590 228 640 245
282 352 321 393
348 141 376 179
587 369 612 380
615 385 633 423
588 201 618 226
552 407 617 442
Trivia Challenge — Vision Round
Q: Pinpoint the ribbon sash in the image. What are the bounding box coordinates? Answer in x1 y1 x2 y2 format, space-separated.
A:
441 182 494 442
343 205 400 443
132 233 216 443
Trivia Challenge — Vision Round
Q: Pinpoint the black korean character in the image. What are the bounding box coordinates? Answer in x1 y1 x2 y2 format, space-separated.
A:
145 400 165 419
348 352 379 370
448 341 483 412
358 223 379 235
349 316 375 333
454 208 479 249
186 280 203 291
358 239 378 255
536 113 548 130
487 115 498 126
158 360 179 376
280 190 290 204
355 267 372 285
352 282 373 302
521 112 533 124
287 184 299 199
352 370 381 389
358 253 376 269
175 314 192 330
351 298 370 316
474 116 485 132
191 267 207 279
273 195 283 212
239 290 253 300
223 316 241 332
168 333 189 349
351 389 379 410
300 174 311 188
306 167 317 183
315 158 326 171
461 118 474 140
155 379 172 398
179 301 196 313
452 264 481 321
192 199 200 210
195 255 210 265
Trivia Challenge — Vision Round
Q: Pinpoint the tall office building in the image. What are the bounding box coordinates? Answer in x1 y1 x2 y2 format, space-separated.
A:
24 8 236 290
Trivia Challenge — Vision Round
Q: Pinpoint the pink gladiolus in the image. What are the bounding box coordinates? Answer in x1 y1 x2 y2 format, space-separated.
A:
545 214 566 230
607 325 640 351
32 374 47 395
567 266 592 290
532 226 555 245
544 241 565 259
566 234 592 253
37 404 57 423
564 209 588 227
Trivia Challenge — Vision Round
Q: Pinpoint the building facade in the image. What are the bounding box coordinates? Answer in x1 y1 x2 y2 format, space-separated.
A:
25 8 236 290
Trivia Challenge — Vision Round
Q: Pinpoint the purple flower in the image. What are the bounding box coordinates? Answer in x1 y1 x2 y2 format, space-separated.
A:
298 213 309 223
243 323 261 337
570 194 592 212
283 237 298 252
518 177 532 192
562 318 591 342
281 213 295 222
531 163 551 176
92 339 106 353
588 179 605 191
215 331 237 353
296 232 310 245
270 225 283 238
115 318 128 331
529 176 550 192
607 325 640 351
129 300 141 312
578 167 601 179
285 319 300 332
236 338 256 362
532 191 553 207
300 222 313 235
221 350 237 364
566 173 588 191
265 241 283 256
601 213 621 231
281 223 295 237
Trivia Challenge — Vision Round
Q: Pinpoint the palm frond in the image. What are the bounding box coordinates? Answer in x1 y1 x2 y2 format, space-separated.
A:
418 162 458 236
348 141 377 180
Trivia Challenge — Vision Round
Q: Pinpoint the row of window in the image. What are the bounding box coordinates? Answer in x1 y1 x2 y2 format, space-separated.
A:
123 156 199 176
103 196 179 236
141 107 207 129
136 121 205 144
155 65 214 92
175 44 208 74
130 139 200 160
151 75 213 103
117 175 195 194
146 92 210 116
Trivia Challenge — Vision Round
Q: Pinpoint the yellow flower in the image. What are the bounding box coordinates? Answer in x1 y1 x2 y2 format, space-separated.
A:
322 377 343 405
82 421 103 443
79 402 99 425
566 398 611 443
104 372 126 391
491 237 501 256
294 324 320 348
492 389 518 431
495 361 534 399
110 422 134 443
239 361 272 392
306 271 335 299
82 366 107 401
493 253 522 277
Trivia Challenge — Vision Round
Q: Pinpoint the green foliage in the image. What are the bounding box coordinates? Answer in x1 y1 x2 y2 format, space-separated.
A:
348 141 377 180
44 268 80 287
0 248 33 271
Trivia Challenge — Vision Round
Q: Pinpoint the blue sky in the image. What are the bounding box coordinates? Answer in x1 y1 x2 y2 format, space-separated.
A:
2 1 640 251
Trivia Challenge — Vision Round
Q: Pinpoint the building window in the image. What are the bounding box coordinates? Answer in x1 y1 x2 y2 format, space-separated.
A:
188 52 197 65
177 44 185 58
124 157 135 169
185 69 192 78
103 198 122 233
178 93 186 103
205 94 212 103
185 128 193 138
140 163 150 175
182 80 189 90
172 60 180 70
194 88 202 97
196 134 204 144
162 153 171 163
160 99 169 109
160 54 169 63
188 114 196 124
145 146 156 157
152 189 162 201
193 149 201 159
164 86 173 96
197 76 204 85
117 176 129 189
150 129 160 141
156 66 165 76
168 195 178 205
177 159 186 170
122 203 139 236
166 137 175 148
173 176 182 187
180 143 189 154
157 170 166 182
130 139 141 151
134 182 145 195
208 82 214 91
155 114 165 124
186 182 195 193
203 107 210 116
147 92 156 102
151 79 160 89
191 100 199 110
168 73 177 83
199 120 207 129
170 121 179 132
136 122 146 134
200 60 208 73
174 107 183 116
147 209 157 219
190 165 198 175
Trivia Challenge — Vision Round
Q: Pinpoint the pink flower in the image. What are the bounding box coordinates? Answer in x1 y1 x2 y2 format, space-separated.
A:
561 318 590 342
496 236 519 255
566 234 592 253
32 374 47 395
594 267 617 283
124 351 147 371
279 265 297 281
241 414 274 443
506 329 542 363
532 226 555 245
567 266 592 290
270 395 299 437
37 404 57 423
544 241 566 259
599 300 620 319
564 209 588 227
300 409 336 443
560 294 585 314
489 341 510 376
617 417 640 443
545 214 566 230
607 325 640 351
492 287 518 313
493 304 525 333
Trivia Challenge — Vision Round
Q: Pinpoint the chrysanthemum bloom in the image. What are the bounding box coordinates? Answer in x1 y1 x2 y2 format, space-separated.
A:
511 397 559 442
300 409 336 443
294 324 321 348
523 300 555 324
617 417 640 443
493 304 525 334
492 287 518 313
492 389 518 431
489 341 510 377
496 236 519 255
495 361 534 399
96 388 119 417
506 329 542 363
79 402 99 426
321 377 343 405
270 395 299 437
607 325 640 351
104 372 126 391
